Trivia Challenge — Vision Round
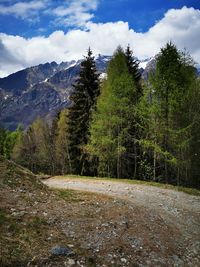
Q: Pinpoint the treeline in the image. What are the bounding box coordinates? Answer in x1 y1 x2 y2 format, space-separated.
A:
0 126 22 159
2 43 200 188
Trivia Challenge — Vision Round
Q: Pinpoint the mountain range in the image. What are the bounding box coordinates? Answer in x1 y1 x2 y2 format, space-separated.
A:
0 55 198 130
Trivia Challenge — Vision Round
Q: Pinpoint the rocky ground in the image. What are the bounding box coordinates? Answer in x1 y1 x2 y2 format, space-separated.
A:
44 177 200 267
0 158 200 267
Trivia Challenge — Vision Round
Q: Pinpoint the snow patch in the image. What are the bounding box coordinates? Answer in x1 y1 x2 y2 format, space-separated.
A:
65 61 77 70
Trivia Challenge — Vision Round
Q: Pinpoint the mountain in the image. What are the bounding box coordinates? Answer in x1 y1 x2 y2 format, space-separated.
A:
1 55 198 130
0 55 111 130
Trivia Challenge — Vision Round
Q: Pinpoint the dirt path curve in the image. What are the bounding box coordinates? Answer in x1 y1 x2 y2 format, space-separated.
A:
43 177 200 265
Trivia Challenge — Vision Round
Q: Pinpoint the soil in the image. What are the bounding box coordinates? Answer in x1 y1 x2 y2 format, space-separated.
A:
44 177 200 267
1 158 200 267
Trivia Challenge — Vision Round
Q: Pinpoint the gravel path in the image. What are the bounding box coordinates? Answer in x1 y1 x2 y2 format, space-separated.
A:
43 177 200 266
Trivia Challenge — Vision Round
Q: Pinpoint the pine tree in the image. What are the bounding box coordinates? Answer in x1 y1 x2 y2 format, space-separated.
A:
189 78 200 188
124 45 143 178
125 45 142 100
141 42 197 185
88 46 137 178
68 48 100 175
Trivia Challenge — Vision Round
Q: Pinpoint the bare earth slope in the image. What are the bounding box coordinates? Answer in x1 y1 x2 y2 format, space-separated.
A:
1 157 200 267
44 177 200 267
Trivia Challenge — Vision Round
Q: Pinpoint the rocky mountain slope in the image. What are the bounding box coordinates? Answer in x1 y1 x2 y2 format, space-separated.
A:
0 55 111 130
1 55 198 130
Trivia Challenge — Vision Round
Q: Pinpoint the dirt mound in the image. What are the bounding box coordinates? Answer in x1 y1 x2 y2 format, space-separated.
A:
0 158 78 266
0 156 46 190
1 158 200 267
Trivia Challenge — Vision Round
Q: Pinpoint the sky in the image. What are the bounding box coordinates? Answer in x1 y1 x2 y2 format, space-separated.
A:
0 0 200 77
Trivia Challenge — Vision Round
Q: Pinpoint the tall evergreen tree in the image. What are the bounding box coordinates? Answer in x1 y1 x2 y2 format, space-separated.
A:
188 78 200 188
140 42 198 185
68 48 100 175
88 46 137 178
124 45 143 178
125 45 142 100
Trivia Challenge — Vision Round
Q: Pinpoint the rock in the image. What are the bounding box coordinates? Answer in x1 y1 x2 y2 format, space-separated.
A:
11 211 25 217
67 244 74 248
121 258 127 263
101 223 109 227
64 258 76 266
50 245 74 256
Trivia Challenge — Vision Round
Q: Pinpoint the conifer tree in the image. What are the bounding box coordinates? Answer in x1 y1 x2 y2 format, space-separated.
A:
68 48 99 175
124 45 143 178
189 78 200 188
141 42 197 185
88 46 137 178
125 45 142 100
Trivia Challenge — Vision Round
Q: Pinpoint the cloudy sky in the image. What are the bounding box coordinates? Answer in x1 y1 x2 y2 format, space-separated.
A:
0 0 199 77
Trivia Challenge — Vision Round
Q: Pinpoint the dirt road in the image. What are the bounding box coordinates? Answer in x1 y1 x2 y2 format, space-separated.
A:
44 177 200 266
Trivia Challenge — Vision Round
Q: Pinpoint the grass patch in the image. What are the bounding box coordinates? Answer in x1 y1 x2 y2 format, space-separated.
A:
27 216 48 228
54 175 200 196
55 188 95 202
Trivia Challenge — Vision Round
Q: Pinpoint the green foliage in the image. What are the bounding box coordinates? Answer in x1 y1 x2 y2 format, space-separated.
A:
139 42 199 186
8 43 200 189
68 48 100 175
55 109 72 174
88 46 138 178
125 44 142 99
0 125 23 159
12 118 53 174
0 127 6 155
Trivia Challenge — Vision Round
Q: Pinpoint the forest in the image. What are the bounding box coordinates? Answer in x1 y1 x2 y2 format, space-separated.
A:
1 42 200 189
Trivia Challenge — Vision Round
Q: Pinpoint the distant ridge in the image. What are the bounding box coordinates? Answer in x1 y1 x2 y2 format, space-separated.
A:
0 55 199 130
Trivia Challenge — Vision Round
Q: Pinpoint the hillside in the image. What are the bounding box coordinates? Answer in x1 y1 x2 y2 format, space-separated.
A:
0 157 110 266
1 157 200 266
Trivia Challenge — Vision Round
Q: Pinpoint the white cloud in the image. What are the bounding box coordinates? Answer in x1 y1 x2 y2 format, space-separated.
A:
51 0 99 27
0 1 46 20
0 0 99 26
0 6 200 77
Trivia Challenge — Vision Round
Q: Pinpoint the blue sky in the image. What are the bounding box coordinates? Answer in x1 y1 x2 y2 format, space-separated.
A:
94 0 199 32
0 0 200 77
0 0 199 37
